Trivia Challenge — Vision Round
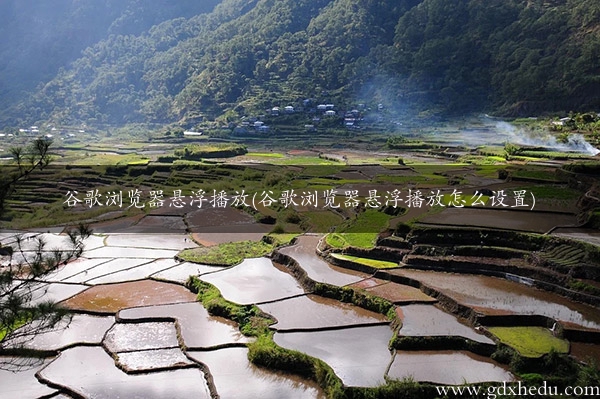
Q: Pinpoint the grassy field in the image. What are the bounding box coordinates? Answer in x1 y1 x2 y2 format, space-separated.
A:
178 240 274 266
245 152 286 158
488 326 569 357
69 153 150 165
301 210 344 233
330 253 398 269
270 156 343 166
326 209 392 249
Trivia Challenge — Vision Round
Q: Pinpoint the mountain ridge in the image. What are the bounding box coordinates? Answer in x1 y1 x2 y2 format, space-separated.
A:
2 0 599 127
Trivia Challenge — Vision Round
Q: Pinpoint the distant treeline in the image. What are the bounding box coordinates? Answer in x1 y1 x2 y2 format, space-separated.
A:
174 144 248 160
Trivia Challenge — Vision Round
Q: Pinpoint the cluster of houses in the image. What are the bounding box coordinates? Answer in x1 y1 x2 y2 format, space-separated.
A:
15 125 83 140
19 126 41 134
232 100 377 134
234 118 271 134
551 117 573 127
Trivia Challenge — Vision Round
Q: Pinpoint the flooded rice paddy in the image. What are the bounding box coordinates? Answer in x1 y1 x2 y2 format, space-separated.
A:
199 257 305 304
18 314 115 350
569 342 600 365
419 208 577 233
396 304 494 344
388 351 515 384
0 358 57 399
1 226 598 397
259 294 388 330
115 348 193 372
274 325 394 387
278 235 368 286
188 348 326 399
118 302 252 348
61 280 197 313
103 322 180 352
395 269 600 330
350 277 436 304
150 261 225 283
38 346 212 399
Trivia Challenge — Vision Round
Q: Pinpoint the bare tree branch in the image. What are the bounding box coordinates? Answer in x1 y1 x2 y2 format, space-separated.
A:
0 139 91 370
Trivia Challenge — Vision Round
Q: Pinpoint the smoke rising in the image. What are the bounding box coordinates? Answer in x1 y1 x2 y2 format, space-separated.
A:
495 121 600 156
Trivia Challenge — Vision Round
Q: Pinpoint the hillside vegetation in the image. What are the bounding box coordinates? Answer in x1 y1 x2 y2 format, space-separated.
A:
0 0 220 111
2 0 599 127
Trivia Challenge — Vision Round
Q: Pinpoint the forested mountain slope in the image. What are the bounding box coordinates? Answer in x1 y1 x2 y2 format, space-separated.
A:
3 0 599 127
0 0 220 111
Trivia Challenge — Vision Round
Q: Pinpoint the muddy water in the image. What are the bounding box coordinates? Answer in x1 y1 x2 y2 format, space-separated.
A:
21 314 115 350
570 342 600 364
104 322 179 352
259 294 388 330
188 348 326 399
278 235 367 286
61 280 197 313
118 302 252 349
397 304 494 344
395 269 600 330
273 325 393 387
350 278 436 303
39 346 212 398
200 258 304 304
388 350 515 384
0 357 57 398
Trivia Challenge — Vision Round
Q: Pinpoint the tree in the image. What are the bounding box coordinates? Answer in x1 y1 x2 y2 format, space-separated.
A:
0 138 91 370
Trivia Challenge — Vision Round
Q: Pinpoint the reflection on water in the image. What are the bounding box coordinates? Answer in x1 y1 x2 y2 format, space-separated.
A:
274 325 393 387
200 257 304 304
396 269 600 330
278 235 367 286
188 347 326 399
39 346 211 398
259 294 388 330
116 348 193 372
18 314 115 350
389 350 515 384
0 357 57 398
397 304 494 344
104 322 179 352
118 302 252 348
